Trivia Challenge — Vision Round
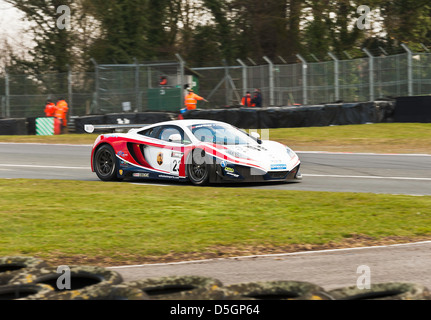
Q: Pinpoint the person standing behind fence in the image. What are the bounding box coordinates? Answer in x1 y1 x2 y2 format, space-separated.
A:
55 98 69 133
241 91 255 107
251 89 262 107
44 100 56 117
184 88 208 110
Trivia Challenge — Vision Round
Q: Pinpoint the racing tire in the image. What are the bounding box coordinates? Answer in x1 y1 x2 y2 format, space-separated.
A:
225 280 334 300
327 282 431 300
0 256 48 286
94 144 120 181
0 283 54 300
9 265 123 297
22 283 149 300
186 149 211 186
121 276 223 300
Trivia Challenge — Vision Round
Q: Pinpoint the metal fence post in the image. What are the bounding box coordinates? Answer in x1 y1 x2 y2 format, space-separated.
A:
362 48 374 101
401 43 413 96
90 58 99 113
175 53 185 109
296 54 307 105
237 59 248 96
328 52 339 102
134 58 141 112
5 69 10 118
263 56 275 106
67 64 73 117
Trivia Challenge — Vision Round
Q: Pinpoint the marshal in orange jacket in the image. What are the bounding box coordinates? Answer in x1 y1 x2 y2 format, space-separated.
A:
44 102 56 117
54 99 69 126
184 90 207 110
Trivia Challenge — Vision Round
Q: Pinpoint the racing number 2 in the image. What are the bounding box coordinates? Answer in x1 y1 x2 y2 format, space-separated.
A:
171 159 180 174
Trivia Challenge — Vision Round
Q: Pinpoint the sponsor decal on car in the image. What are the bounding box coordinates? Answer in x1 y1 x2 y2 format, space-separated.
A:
224 167 235 173
171 151 183 158
119 169 123 175
133 172 150 178
270 164 287 170
157 152 163 165
117 151 128 157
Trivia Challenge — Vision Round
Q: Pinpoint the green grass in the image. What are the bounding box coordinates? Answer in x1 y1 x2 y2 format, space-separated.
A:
0 123 430 153
1 179 430 266
265 123 431 154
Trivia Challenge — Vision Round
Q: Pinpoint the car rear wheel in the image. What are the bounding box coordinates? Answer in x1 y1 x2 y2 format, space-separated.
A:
94 144 119 181
187 149 210 186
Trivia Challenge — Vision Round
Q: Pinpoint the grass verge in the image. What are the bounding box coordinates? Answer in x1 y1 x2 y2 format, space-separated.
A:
1 179 430 266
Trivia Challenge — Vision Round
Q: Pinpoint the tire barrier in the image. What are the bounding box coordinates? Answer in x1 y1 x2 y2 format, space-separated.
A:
0 118 27 135
8 265 123 296
20 283 149 300
120 276 226 300
394 95 431 123
224 281 334 300
183 101 396 129
1 257 430 300
327 282 431 300
0 283 54 300
0 101 398 135
0 256 48 286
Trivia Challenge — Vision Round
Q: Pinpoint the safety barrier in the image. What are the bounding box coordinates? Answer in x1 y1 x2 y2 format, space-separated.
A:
0 100 403 135
182 101 395 129
1 256 430 300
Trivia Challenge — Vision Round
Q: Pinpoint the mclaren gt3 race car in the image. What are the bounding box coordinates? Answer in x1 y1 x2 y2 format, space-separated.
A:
89 119 302 186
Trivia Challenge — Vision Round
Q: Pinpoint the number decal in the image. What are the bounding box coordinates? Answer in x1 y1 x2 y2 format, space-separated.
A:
172 159 179 174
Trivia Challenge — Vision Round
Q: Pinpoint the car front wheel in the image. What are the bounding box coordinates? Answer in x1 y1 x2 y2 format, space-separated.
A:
187 149 210 186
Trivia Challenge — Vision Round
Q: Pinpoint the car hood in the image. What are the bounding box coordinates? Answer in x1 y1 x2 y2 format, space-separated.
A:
212 140 299 172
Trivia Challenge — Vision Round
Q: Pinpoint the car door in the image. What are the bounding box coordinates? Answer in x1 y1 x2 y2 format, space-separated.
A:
142 125 187 176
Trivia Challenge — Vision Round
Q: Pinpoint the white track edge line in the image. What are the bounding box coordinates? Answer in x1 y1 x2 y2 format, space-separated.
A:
107 240 431 269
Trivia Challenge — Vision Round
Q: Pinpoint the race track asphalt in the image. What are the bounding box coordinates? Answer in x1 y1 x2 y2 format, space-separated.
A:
2 142 431 291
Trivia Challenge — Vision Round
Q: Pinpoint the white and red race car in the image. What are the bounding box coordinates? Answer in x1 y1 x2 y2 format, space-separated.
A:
88 119 301 185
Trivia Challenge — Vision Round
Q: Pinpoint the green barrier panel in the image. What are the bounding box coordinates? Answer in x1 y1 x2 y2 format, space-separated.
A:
36 117 55 136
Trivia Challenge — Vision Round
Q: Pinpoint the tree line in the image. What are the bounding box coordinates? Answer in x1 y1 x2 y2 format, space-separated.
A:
3 0 431 75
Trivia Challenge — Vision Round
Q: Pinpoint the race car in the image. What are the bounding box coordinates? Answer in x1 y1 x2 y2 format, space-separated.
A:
88 119 301 186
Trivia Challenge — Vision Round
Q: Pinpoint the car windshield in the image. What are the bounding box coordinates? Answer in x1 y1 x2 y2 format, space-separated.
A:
188 123 255 145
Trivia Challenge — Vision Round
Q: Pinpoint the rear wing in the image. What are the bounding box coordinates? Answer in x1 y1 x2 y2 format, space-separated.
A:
84 124 150 133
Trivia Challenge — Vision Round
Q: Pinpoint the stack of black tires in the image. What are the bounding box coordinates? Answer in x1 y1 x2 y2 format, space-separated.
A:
1 256 429 300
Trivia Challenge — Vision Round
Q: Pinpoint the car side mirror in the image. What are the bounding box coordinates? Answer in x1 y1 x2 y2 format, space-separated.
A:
168 133 182 143
250 132 260 139
250 131 262 144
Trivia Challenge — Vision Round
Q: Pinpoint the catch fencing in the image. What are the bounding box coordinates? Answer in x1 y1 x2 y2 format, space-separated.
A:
1 46 431 119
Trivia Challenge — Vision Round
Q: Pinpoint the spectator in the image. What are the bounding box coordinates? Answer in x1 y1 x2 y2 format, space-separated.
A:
184 88 208 111
54 98 69 134
241 91 254 107
44 100 56 117
251 88 263 107
159 76 168 86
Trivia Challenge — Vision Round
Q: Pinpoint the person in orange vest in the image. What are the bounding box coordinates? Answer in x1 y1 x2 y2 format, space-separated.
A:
184 88 208 111
241 91 254 107
159 76 168 86
44 100 56 117
54 98 69 133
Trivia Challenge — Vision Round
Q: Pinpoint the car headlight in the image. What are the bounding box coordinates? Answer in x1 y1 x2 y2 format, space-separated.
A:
286 147 296 159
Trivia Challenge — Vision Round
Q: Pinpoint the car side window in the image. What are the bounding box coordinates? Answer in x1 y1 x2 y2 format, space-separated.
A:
138 127 158 138
160 127 181 142
158 126 192 145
